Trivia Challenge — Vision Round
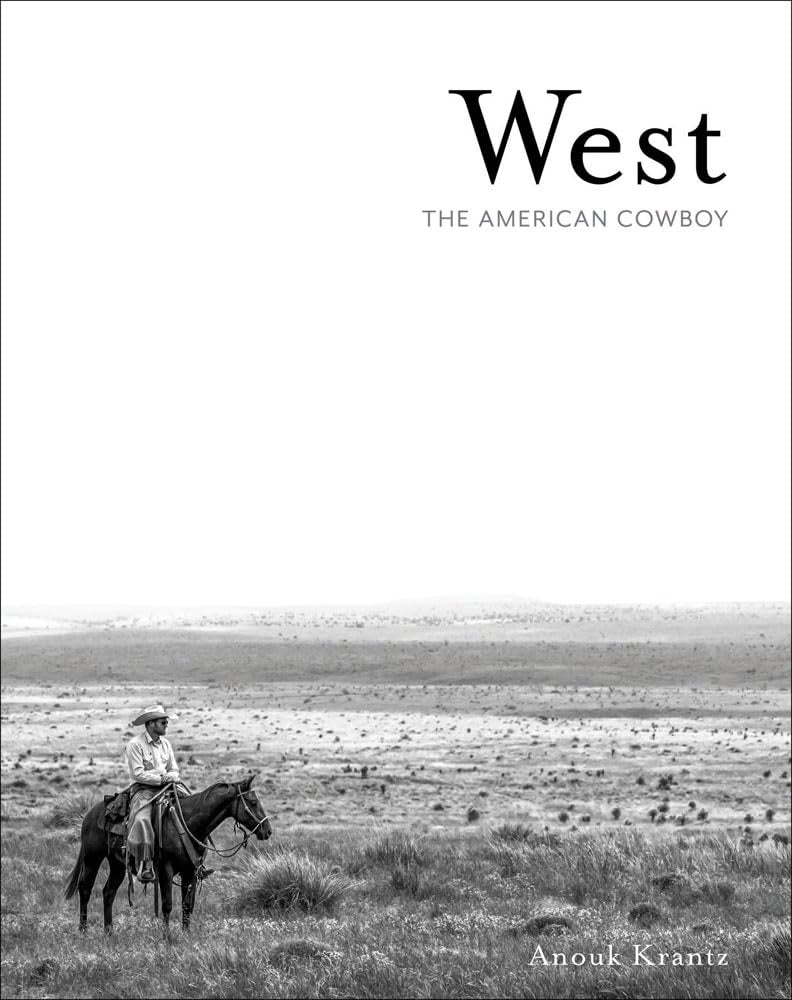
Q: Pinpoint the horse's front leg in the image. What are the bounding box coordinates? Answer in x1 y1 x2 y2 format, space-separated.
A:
157 862 174 934
181 872 196 932
102 856 127 935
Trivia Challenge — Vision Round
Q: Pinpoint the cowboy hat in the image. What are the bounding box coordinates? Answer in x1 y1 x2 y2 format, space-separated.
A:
131 704 177 726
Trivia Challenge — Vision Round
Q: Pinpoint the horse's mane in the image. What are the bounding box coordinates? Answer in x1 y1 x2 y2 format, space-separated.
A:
180 779 239 810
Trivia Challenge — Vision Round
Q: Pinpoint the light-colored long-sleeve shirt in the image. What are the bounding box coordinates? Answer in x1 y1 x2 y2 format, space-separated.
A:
126 730 179 787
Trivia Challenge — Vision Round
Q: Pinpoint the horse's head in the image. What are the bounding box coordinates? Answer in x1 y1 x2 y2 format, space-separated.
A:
231 773 272 840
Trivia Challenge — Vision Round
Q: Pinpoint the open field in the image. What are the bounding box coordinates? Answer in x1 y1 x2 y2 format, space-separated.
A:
2 824 791 999
1 603 790 998
1 681 790 832
2 600 790 688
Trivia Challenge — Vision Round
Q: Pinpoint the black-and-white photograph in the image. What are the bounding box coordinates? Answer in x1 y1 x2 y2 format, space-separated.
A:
1 2 790 999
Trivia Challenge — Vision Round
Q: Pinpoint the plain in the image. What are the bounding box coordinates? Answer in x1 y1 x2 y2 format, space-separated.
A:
1 601 790 999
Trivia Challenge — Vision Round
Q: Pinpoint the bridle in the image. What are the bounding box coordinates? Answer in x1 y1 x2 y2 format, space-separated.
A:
232 789 270 840
169 786 270 860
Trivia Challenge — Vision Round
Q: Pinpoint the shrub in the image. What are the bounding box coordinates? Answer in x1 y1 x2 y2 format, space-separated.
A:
363 829 423 867
628 902 662 927
651 872 685 891
268 938 341 966
490 822 532 842
44 790 99 829
230 848 352 912
508 913 575 937
699 879 736 904
29 958 59 984
521 913 574 936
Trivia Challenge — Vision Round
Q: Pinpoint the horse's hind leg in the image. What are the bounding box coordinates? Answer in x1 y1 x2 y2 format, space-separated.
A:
78 856 101 932
102 856 127 935
181 875 196 932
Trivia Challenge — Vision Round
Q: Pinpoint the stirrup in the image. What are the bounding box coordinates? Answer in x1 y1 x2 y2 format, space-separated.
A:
139 865 156 884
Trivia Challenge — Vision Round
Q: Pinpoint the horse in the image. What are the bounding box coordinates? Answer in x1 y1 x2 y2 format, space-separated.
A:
64 773 271 933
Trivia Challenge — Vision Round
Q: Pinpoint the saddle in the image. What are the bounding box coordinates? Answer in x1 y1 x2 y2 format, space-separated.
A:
102 788 131 837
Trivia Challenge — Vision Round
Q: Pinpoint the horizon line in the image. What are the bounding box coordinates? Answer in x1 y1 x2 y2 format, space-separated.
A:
2 597 790 613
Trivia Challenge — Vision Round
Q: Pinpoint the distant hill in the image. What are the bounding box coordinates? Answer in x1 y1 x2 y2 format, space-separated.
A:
1 604 789 689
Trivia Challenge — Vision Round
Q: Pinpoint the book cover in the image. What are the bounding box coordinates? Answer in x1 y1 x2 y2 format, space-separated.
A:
1 3 789 998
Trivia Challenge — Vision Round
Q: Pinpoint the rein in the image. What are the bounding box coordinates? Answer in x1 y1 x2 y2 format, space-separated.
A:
169 786 269 859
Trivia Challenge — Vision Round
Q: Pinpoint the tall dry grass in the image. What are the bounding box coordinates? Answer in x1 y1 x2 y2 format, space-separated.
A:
2 810 790 999
228 847 352 913
43 790 100 830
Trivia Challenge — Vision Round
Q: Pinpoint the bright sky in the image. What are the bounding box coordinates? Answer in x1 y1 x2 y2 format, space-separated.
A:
1 1 790 606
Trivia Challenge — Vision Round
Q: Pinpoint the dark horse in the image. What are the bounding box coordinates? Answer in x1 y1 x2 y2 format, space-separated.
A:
64 773 271 933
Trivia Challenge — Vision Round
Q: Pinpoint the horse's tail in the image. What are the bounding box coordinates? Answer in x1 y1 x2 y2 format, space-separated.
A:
64 843 84 900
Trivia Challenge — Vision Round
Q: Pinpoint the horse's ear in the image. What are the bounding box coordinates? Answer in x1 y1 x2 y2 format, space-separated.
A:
242 772 257 789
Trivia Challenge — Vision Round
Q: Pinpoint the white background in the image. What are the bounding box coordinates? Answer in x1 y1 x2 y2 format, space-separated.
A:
2 1 790 606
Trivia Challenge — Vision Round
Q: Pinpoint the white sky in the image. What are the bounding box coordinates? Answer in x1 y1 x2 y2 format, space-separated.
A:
1 1 790 607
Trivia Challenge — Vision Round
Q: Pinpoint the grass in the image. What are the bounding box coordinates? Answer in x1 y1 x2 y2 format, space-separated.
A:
2 812 790 999
43 790 100 830
363 829 424 868
1 613 789 998
228 847 352 913
489 822 534 842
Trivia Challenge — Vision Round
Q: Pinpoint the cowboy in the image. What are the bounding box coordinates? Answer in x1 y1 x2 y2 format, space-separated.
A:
126 704 182 883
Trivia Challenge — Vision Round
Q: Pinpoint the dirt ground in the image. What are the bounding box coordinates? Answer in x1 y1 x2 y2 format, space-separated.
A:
1 603 789 835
